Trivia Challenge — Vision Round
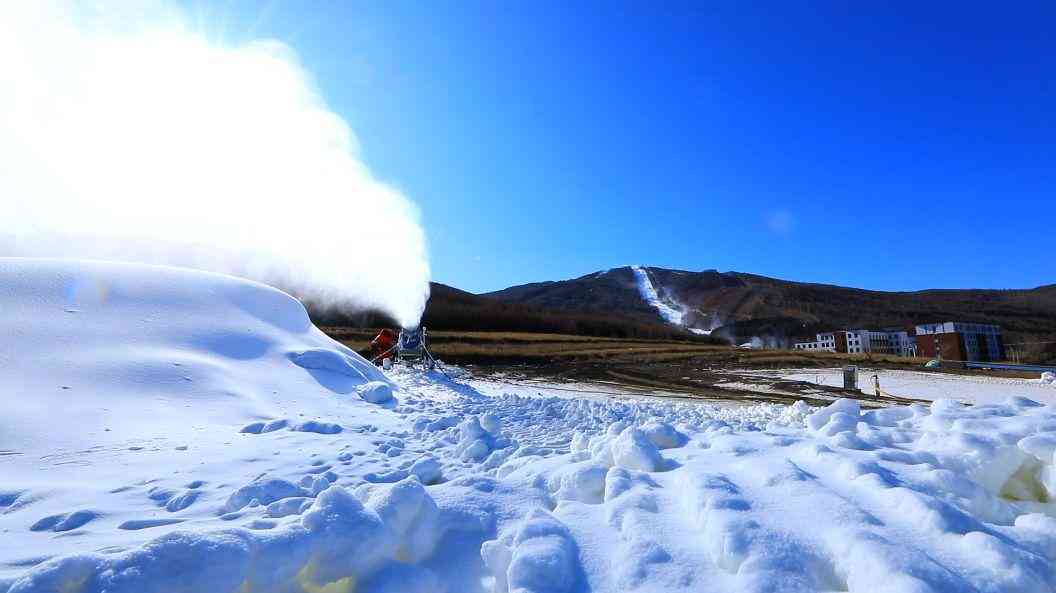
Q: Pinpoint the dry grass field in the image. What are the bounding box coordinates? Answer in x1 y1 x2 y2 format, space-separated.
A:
322 327 942 368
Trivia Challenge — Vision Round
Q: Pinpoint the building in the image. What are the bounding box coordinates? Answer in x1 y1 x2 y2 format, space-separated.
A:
794 332 836 352
795 329 917 357
914 322 1003 362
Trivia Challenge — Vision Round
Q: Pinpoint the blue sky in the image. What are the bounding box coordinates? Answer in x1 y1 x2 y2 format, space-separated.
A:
185 1 1054 293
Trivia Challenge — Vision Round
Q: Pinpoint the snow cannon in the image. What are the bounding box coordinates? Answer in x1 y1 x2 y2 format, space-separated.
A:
397 326 436 370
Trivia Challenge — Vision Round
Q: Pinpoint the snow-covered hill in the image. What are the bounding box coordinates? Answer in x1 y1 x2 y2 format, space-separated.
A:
4 259 1056 593
630 265 717 334
484 266 1056 343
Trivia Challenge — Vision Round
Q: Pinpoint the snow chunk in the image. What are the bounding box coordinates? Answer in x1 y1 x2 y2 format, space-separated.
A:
240 419 289 434
570 431 590 453
265 497 312 518
290 420 342 434
640 421 688 449
861 406 915 427
807 398 861 433
288 348 370 379
358 380 394 404
362 478 442 563
819 412 859 437
461 439 491 462
299 486 394 582
480 412 503 436
409 456 443 485
456 416 501 462
490 509 578 593
546 461 608 504
299 474 332 495
1018 434 1056 462
611 428 664 472
98 530 254 593
222 478 308 513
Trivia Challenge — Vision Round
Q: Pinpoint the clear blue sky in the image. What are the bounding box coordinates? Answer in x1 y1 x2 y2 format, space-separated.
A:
185 1 1055 293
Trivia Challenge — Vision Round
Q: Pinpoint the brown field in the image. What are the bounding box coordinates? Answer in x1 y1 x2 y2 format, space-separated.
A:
321 328 1041 407
324 327 945 368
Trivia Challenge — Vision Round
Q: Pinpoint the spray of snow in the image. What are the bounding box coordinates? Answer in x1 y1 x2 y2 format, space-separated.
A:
630 266 725 335
0 1 429 327
631 266 686 326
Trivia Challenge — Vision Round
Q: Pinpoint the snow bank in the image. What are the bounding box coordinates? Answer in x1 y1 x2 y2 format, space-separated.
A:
0 259 405 588
9 478 447 593
0 258 389 454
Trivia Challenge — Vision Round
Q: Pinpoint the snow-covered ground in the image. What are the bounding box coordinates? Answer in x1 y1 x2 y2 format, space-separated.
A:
4 259 1056 593
758 368 1056 406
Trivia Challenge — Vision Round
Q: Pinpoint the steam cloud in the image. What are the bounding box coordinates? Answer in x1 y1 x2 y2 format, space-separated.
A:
0 2 430 327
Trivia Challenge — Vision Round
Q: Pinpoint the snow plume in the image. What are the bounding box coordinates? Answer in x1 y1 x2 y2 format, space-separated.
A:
0 1 430 327
631 265 686 326
631 265 720 335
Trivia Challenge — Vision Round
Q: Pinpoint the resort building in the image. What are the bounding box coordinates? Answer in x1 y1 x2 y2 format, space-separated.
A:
795 329 917 357
914 322 1004 362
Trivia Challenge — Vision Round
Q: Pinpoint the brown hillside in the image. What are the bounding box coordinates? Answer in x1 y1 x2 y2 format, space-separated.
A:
484 266 1056 345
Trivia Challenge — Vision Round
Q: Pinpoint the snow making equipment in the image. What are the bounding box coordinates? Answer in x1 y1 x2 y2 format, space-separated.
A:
843 365 859 391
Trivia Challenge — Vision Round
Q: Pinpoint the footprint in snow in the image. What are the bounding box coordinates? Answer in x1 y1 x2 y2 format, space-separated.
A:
304 464 333 475
147 486 203 512
291 420 342 435
0 490 27 510
29 510 100 532
118 518 185 530
4 555 52 569
240 419 289 434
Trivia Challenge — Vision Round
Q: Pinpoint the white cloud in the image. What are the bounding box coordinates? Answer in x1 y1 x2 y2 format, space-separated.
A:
765 210 796 236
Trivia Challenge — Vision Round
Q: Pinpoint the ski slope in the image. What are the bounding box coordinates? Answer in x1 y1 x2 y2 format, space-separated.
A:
631 265 686 326
630 266 714 335
3 259 1056 593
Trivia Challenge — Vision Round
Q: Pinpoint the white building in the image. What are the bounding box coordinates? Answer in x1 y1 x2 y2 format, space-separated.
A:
795 329 917 357
794 333 837 352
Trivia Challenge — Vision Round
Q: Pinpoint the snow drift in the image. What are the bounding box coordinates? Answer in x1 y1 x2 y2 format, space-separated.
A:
0 1 429 327
0 258 388 454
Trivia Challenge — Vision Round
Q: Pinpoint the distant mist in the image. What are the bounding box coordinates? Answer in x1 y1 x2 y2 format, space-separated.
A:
0 1 430 327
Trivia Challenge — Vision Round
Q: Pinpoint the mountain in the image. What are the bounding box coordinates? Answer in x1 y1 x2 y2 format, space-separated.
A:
483 266 1056 345
419 281 713 340
310 281 716 341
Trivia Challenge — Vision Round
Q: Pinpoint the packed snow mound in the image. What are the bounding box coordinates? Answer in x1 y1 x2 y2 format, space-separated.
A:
0 258 387 453
0 258 417 591
8 478 447 593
